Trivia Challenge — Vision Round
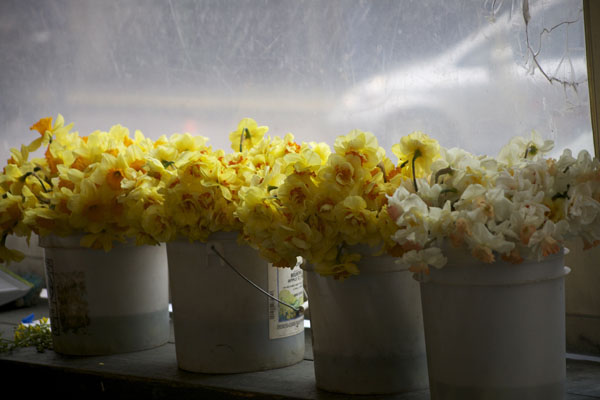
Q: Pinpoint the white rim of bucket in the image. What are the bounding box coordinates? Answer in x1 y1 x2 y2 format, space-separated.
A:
38 234 136 250
413 245 569 286
301 245 412 275
169 231 242 244
419 266 571 287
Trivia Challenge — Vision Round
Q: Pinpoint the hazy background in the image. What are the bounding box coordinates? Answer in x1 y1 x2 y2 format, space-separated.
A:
0 0 593 163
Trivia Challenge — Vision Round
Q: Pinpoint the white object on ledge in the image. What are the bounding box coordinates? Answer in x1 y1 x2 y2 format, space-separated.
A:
0 266 33 306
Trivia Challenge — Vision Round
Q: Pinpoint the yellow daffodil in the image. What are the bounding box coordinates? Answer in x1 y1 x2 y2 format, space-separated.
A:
229 118 268 152
319 154 356 187
333 196 378 246
314 251 361 280
334 129 384 169
10 114 599 279
392 131 440 191
0 244 25 264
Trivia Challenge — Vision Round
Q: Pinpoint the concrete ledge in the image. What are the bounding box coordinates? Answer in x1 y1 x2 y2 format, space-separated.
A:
1 304 600 399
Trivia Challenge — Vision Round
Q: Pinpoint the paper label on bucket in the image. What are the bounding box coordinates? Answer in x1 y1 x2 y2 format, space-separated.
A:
268 261 304 340
45 257 91 336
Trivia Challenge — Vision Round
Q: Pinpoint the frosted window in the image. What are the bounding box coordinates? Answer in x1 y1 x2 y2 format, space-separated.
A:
0 0 592 162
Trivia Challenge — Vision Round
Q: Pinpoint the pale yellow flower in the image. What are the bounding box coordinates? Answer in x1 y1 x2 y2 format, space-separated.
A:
333 129 385 172
333 196 377 246
392 131 440 179
318 154 356 187
229 118 268 152
314 252 361 280
0 245 25 264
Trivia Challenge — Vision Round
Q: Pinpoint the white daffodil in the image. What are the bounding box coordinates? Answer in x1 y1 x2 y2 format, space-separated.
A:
498 131 554 166
485 187 512 221
401 247 448 276
528 220 569 260
466 222 515 263
391 193 431 247
568 182 600 226
427 201 454 239
416 181 443 206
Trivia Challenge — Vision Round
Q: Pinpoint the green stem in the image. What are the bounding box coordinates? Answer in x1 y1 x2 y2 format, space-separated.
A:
32 173 51 193
524 143 538 158
412 149 421 192
239 128 249 152
20 172 52 193
434 166 453 183
335 242 346 264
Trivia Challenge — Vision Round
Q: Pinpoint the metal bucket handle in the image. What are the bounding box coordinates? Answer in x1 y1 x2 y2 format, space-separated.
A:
209 245 304 317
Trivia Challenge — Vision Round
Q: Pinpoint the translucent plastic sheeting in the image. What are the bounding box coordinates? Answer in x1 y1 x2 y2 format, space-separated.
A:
0 0 593 162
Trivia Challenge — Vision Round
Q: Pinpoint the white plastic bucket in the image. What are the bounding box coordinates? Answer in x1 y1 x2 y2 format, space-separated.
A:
304 249 428 394
419 248 569 400
39 235 170 355
167 232 305 373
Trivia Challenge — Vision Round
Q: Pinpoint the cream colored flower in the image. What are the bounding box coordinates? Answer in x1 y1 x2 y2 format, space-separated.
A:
497 131 554 166
401 247 447 276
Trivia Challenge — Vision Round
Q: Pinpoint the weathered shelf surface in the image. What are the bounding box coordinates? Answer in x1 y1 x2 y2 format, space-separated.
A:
1 303 599 399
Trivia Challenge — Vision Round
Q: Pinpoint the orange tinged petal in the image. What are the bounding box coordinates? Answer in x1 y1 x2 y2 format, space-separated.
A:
58 199 71 214
130 159 146 171
584 240 600 250
112 200 124 216
106 168 124 190
83 203 104 222
58 179 75 190
285 142 301 154
472 245 495 263
387 244 406 257
70 156 90 171
541 237 560 258
36 217 55 230
168 178 180 189
45 148 63 174
519 225 536 245
30 117 52 136
409 263 430 275
501 248 524 264
0 203 21 230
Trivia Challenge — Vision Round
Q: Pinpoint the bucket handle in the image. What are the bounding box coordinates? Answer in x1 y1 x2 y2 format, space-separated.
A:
209 245 304 317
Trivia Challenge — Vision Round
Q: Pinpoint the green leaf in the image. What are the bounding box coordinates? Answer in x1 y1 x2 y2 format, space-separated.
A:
440 188 458 195
161 160 175 169
19 172 33 182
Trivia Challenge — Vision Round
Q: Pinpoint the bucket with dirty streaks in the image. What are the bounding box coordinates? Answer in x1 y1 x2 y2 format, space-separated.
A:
40 235 170 355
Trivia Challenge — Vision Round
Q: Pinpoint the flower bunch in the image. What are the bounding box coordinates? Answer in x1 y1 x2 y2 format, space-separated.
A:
0 317 52 353
139 117 306 245
3 115 598 280
388 131 600 276
0 116 307 259
0 115 162 257
238 129 438 279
